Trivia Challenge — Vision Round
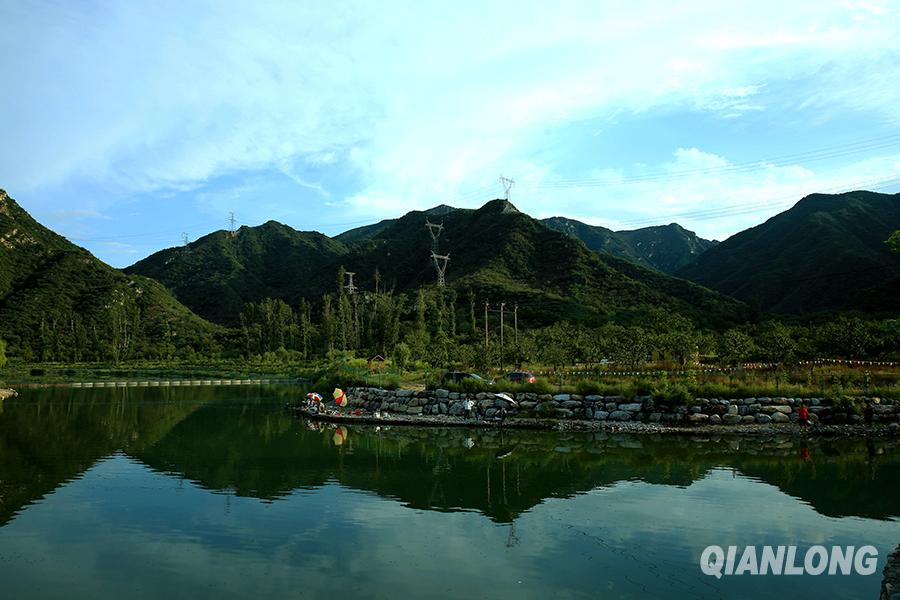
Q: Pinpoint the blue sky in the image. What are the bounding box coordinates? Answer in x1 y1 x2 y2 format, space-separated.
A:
2 0 900 267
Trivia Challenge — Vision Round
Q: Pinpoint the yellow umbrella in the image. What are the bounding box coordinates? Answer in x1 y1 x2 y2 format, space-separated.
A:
333 426 348 446
333 387 348 407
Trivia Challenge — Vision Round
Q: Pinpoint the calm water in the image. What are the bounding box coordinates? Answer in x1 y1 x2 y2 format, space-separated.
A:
1 386 899 599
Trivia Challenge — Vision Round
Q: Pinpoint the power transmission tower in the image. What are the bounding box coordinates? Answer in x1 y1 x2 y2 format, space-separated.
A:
343 271 357 295
344 271 358 295
425 218 444 253
228 212 237 238
431 252 450 287
500 176 515 201
181 233 189 247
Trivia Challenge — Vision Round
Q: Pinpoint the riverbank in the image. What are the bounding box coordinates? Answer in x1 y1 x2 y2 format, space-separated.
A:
289 386 900 436
0 388 17 400
292 405 900 437
343 386 898 424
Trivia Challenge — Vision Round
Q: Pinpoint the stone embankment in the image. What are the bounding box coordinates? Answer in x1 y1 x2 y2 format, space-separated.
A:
346 387 899 426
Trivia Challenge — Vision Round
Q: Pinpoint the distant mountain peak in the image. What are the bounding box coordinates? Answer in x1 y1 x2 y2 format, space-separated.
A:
478 199 520 214
423 204 457 216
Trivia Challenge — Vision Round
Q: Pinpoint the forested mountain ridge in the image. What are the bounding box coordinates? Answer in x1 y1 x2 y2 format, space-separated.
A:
0 189 220 361
541 217 717 274
126 221 349 325
129 197 746 328
675 191 900 314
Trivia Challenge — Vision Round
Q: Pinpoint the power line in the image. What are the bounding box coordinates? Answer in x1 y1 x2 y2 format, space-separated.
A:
523 133 900 190
612 173 900 228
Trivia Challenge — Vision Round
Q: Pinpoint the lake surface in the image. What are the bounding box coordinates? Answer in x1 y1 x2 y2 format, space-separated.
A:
1 385 899 599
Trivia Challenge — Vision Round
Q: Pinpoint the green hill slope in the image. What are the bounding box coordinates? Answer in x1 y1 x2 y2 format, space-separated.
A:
324 199 746 327
126 221 349 325
0 189 220 360
541 217 717 273
675 191 900 314
127 199 745 328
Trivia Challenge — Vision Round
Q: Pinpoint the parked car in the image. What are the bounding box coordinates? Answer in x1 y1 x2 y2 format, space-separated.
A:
505 370 536 384
441 371 494 386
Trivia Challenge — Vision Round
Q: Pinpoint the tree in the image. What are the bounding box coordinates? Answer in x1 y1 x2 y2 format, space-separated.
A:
757 322 796 363
887 230 900 253
394 342 411 374
0 337 6 368
719 329 754 366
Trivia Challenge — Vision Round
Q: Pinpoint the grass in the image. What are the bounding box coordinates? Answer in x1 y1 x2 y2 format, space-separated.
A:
3 358 898 402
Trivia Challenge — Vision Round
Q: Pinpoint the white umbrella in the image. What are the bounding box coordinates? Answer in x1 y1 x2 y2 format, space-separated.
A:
494 392 518 407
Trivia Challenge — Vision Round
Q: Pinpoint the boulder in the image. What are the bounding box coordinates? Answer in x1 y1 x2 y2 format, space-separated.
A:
562 400 584 409
449 402 464 416
708 414 722 425
722 414 742 425
756 413 772 424
553 394 571 402
771 412 790 423
618 403 643 412
687 413 710 423
435 389 449 398
608 410 632 421
593 410 609 421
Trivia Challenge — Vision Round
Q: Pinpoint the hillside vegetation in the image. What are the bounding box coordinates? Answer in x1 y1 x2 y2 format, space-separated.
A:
676 191 900 314
542 217 717 273
0 190 220 361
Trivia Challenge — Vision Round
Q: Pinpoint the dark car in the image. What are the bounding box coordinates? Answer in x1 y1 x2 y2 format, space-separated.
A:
506 370 536 384
441 371 494 386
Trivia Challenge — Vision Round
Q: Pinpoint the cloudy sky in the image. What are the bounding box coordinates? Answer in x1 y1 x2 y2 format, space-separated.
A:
2 0 900 266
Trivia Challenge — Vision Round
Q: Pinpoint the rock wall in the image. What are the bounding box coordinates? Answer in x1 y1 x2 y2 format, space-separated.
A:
346 388 899 425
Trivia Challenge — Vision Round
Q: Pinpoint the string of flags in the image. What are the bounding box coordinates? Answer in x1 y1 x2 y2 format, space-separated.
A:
531 357 898 378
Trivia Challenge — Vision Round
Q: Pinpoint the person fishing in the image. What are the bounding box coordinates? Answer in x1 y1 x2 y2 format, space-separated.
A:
464 398 475 420
864 401 874 426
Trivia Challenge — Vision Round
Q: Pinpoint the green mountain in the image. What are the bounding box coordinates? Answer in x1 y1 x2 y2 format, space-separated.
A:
127 199 745 328
675 191 900 314
126 221 348 325
0 189 219 360
335 204 460 245
541 217 717 273
333 199 744 326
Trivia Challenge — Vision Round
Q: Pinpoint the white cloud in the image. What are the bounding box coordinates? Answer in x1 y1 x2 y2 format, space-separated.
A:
1 0 899 239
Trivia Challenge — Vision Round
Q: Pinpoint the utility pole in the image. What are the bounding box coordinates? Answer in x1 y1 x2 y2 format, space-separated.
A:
500 176 515 201
484 301 489 352
514 304 518 346
499 302 505 372
431 252 450 287
228 212 237 238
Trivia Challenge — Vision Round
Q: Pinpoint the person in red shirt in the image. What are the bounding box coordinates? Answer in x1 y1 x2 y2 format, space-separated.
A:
798 404 809 426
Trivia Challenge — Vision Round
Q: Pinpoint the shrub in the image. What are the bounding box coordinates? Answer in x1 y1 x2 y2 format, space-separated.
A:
535 401 557 418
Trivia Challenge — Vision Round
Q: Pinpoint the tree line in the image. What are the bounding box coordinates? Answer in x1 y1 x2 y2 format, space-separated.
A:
2 276 897 368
